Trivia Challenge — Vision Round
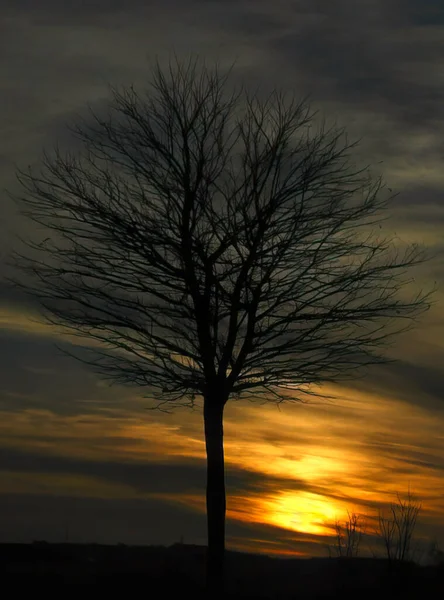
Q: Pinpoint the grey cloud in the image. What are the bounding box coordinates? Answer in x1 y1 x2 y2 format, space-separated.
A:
0 281 42 313
230 0 442 139
0 328 146 417
0 330 97 412
193 1 285 38
0 446 206 495
345 358 444 412
0 445 282 497
392 185 444 213
397 0 444 26
2 0 158 24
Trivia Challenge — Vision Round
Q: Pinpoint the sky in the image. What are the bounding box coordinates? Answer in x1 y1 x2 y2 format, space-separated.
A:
0 0 444 558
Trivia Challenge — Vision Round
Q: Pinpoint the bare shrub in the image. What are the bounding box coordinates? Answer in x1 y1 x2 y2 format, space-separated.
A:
377 491 421 562
331 511 365 558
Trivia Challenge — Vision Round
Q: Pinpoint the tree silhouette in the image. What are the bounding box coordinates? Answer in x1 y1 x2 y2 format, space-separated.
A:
377 491 422 563
8 57 432 596
331 511 365 558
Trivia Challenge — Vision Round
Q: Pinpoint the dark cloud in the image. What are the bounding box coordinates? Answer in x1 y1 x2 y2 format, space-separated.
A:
2 0 155 23
269 1 444 130
0 445 290 498
399 0 444 26
0 281 41 313
392 185 444 213
344 358 444 412
0 446 203 495
0 329 106 415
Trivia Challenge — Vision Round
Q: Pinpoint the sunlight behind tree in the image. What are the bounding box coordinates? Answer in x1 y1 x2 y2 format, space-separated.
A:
9 56 432 595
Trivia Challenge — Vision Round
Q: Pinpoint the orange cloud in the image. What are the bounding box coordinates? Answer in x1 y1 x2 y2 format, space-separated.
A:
1 373 443 557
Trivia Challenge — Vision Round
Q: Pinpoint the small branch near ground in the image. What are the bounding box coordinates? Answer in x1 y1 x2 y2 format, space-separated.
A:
376 491 421 563
331 511 365 558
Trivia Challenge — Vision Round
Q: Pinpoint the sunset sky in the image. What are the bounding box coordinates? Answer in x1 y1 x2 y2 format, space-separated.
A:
1 0 444 558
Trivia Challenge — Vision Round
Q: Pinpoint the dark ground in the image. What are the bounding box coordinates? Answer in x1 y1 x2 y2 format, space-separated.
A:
0 542 442 598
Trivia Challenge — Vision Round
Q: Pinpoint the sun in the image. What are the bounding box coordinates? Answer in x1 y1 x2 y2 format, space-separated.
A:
264 491 341 536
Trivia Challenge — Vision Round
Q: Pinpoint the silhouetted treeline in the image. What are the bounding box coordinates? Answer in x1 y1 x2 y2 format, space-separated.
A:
0 542 442 598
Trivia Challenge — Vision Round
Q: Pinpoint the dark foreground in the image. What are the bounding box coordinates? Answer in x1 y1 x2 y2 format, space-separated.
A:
0 542 442 598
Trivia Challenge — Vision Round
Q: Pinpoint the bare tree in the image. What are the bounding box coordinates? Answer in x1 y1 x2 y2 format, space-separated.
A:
377 491 422 563
8 57 432 595
332 511 365 558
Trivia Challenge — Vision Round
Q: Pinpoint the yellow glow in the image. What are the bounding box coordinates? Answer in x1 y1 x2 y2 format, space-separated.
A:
263 491 344 535
1 365 444 556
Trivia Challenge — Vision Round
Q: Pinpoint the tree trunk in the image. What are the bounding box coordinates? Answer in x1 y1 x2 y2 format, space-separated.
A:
204 394 226 597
